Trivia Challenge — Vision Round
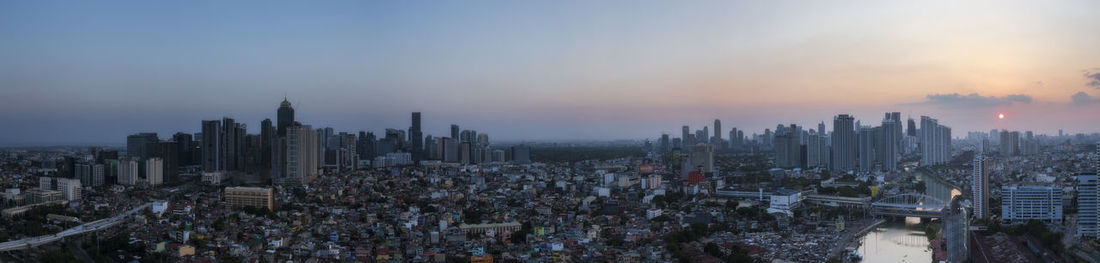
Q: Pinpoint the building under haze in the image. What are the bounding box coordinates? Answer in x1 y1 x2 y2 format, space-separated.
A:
831 114 856 172
919 116 951 166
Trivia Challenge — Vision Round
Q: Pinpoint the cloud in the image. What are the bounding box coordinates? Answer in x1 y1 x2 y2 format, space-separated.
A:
1086 68 1100 88
1072 91 1097 105
913 93 1033 109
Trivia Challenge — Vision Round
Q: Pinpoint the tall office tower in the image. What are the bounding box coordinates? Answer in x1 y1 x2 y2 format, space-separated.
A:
339 132 358 170
1000 130 1020 156
1058 129 1063 137
260 119 274 170
277 97 295 137
1079 173 1099 238
357 132 376 160
451 124 460 140
713 119 722 141
1001 184 1063 224
149 140 178 183
1022 131 1038 155
888 112 901 139
880 115 900 171
728 128 738 148
118 159 139 185
459 142 472 164
75 163 91 186
221 118 246 171
477 133 489 146
441 137 458 162
972 154 990 220
682 125 692 146
919 116 951 166
201 120 221 172
145 158 163 187
172 132 195 167
736 130 744 147
92 164 105 187
807 134 828 168
695 128 707 144
817 122 826 136
424 135 437 160
281 125 320 185
907 118 917 137
831 114 857 172
763 129 773 147
410 112 424 161
702 126 709 143
774 124 802 168
126 133 159 159
858 126 876 172
659 134 670 153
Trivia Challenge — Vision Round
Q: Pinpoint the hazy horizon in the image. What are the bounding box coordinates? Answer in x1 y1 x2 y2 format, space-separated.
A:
3 1 1100 145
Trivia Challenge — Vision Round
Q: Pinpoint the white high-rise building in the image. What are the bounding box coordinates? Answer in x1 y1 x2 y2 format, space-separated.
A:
39 177 81 201
1078 173 1098 238
806 134 828 168
281 125 320 185
1001 184 1062 224
972 154 990 220
146 158 163 186
118 159 139 185
919 116 951 166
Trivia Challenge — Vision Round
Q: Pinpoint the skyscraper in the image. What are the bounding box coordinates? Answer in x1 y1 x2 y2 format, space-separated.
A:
774 124 802 168
972 154 990 220
221 117 246 171
713 119 722 141
659 134 670 153
831 114 857 172
451 124 460 140
201 120 221 172
907 118 917 137
277 97 295 137
682 125 691 146
806 134 828 168
410 112 423 161
281 125 319 185
1000 130 1020 156
260 119 274 171
919 116 951 166
126 133 158 159
145 157 163 187
858 126 875 172
880 114 900 171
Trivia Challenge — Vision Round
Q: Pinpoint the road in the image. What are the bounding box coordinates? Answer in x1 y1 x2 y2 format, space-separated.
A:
0 202 152 252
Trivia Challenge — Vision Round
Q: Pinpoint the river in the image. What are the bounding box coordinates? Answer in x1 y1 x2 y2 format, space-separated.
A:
855 217 934 263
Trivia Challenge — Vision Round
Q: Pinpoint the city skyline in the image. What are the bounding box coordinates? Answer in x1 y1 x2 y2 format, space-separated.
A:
3 1 1100 145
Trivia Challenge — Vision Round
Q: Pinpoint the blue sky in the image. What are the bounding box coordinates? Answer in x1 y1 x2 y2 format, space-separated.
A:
2 1 1099 145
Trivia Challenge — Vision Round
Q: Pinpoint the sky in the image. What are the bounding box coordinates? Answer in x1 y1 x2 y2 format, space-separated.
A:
1 1 1100 145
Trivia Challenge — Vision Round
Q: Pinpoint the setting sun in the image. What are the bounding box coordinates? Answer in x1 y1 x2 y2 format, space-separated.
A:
998 113 1005 119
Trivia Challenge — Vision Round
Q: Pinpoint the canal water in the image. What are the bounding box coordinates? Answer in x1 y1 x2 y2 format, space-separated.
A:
855 217 933 263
